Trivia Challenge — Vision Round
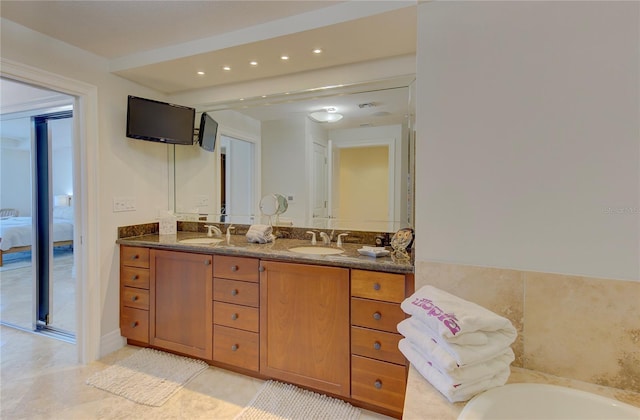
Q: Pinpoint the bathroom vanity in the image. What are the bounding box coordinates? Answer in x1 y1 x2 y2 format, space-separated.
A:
117 229 414 417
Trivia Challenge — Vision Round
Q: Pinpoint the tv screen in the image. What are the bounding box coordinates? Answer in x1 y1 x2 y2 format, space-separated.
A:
198 112 218 152
126 95 196 145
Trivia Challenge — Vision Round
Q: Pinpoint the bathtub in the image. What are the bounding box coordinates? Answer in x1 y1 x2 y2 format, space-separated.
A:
457 383 640 420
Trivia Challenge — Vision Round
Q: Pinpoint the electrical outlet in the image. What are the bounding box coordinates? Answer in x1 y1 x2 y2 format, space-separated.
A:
113 196 136 212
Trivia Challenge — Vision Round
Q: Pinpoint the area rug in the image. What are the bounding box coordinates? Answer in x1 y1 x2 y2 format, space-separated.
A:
86 348 209 407
235 380 361 420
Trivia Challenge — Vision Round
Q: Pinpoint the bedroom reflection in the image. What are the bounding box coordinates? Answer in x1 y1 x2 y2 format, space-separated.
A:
0 78 76 338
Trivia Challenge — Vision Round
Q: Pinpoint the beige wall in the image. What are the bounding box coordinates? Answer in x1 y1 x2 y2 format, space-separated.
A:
415 1 639 393
338 146 388 221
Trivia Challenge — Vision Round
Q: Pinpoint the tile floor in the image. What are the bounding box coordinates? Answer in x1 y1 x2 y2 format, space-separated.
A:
0 326 393 419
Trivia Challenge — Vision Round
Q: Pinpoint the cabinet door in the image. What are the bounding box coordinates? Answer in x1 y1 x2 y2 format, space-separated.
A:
260 261 350 397
150 249 213 360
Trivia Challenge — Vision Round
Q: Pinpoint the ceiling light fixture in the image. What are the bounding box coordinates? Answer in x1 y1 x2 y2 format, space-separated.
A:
281 55 289 60
308 107 343 123
313 48 322 54
222 66 231 71
196 71 205 75
250 61 258 66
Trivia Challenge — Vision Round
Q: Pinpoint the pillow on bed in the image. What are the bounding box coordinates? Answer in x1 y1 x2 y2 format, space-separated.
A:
53 206 74 220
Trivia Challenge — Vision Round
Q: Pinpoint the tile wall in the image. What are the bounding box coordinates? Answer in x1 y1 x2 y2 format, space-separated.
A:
415 261 640 393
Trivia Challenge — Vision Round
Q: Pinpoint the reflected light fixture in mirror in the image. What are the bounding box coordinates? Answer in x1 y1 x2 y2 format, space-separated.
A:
308 107 343 123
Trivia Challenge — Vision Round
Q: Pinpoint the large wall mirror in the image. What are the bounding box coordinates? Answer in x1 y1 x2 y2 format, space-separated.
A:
170 75 416 232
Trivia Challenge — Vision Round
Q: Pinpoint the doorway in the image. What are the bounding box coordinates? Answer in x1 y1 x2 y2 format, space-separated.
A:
0 78 76 340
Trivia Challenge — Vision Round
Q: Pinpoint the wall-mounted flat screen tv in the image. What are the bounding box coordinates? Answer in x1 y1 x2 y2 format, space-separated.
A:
198 112 218 152
126 95 196 145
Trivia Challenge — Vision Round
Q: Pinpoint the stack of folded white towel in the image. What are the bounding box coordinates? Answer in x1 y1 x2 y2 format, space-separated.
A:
397 286 517 403
245 224 275 243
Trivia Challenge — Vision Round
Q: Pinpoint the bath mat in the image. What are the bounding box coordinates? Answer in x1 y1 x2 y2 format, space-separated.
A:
86 348 208 406
235 380 361 420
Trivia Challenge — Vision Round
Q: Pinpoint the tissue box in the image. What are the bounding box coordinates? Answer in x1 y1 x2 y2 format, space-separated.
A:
159 215 177 235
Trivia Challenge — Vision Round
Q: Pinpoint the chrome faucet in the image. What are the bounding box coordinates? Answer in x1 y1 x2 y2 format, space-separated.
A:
337 233 349 247
306 231 317 245
204 225 222 237
319 230 334 246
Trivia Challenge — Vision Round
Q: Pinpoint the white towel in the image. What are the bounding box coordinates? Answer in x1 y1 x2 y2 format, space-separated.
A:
401 332 514 382
400 286 517 344
399 338 510 403
397 317 515 369
245 224 275 244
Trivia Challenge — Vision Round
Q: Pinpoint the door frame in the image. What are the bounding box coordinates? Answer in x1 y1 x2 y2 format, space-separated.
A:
1 58 100 363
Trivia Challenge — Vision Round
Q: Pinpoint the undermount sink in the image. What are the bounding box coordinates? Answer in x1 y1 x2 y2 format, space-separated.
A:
289 246 344 255
179 238 224 245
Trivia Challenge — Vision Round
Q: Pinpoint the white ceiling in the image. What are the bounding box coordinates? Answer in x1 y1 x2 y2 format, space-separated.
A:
0 1 417 94
0 1 417 130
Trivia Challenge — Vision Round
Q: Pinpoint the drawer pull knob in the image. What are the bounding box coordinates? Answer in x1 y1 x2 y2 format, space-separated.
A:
373 341 381 350
231 289 238 296
231 344 239 351
131 254 139 260
373 312 382 320
204 260 211 266
259 266 265 272
231 265 238 272
131 296 139 301
231 313 238 320
131 275 139 281
131 321 138 328
374 380 382 389
373 282 381 291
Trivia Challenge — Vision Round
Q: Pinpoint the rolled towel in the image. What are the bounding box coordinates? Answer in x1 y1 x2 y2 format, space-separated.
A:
399 338 510 403
401 333 514 382
246 224 275 244
397 317 515 370
400 286 517 344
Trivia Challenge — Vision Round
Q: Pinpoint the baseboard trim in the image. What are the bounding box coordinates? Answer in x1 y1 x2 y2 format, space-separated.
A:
100 328 126 357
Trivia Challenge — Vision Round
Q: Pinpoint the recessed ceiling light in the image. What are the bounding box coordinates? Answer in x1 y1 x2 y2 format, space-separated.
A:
222 66 231 71
313 48 322 54
196 71 205 75
250 61 258 66
281 55 289 60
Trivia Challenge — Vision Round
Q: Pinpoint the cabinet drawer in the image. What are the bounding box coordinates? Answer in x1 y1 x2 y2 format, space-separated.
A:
214 256 259 282
120 266 150 289
213 301 259 332
214 278 259 307
351 326 406 365
120 307 149 343
213 325 259 372
122 287 149 310
351 270 406 303
121 246 150 269
351 355 407 413
351 298 406 333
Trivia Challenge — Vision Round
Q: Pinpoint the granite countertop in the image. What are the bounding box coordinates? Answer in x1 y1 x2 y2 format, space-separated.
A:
116 232 414 274
403 365 640 419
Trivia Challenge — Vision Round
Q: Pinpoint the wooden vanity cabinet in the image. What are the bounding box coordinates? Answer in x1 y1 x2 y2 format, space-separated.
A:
350 269 413 415
149 249 213 360
120 246 150 343
212 255 260 371
260 261 351 397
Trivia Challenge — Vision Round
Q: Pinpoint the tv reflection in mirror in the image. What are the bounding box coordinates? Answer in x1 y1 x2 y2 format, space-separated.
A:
198 112 219 152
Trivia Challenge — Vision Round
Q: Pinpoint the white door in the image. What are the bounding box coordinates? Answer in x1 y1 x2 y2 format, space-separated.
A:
312 142 328 218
